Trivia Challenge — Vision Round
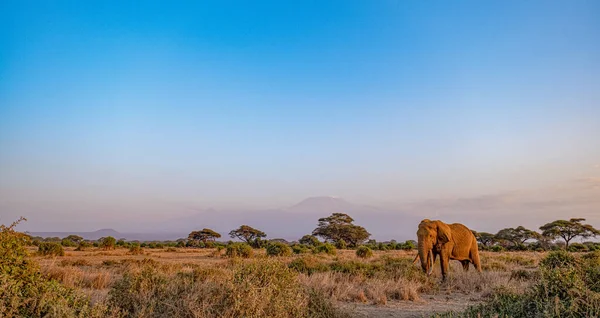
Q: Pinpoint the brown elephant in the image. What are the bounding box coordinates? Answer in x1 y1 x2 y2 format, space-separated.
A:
415 219 481 280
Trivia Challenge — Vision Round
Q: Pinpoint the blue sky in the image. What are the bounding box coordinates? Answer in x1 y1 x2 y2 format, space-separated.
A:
1 1 599 232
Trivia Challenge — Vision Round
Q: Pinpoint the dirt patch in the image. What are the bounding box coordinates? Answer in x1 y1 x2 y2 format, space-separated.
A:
343 293 482 318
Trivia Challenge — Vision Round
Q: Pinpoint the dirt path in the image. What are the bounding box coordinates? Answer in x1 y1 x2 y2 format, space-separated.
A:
342 293 482 318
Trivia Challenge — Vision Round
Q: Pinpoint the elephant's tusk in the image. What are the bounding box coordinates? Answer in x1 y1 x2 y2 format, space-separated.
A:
412 254 419 265
427 250 434 276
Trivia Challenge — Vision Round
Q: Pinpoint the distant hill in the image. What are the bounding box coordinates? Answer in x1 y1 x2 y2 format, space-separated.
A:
27 228 184 241
27 196 424 242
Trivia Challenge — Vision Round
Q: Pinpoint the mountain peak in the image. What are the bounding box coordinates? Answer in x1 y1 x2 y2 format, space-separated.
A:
288 196 355 213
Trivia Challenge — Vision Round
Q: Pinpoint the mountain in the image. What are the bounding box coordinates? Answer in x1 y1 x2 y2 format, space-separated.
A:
27 197 424 242
27 228 183 241
164 196 422 242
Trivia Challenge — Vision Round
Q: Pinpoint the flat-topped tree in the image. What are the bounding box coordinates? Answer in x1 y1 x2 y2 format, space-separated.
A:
188 228 221 243
312 213 370 247
540 218 600 249
229 225 266 247
495 226 540 248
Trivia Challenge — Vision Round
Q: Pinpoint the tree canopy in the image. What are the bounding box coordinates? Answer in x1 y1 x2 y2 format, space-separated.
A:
540 218 600 249
312 213 370 247
188 228 221 243
229 225 266 246
473 231 496 247
495 226 540 247
299 235 320 246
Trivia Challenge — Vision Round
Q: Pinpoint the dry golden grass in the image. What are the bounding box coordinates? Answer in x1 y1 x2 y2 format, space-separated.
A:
31 246 545 316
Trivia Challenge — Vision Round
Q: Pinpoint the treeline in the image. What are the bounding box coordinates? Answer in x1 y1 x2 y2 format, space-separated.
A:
474 218 600 252
30 215 600 254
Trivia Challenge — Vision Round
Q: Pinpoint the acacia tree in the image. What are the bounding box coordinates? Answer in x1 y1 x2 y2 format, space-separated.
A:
229 225 266 247
473 231 496 247
312 213 370 247
495 226 540 248
188 228 221 243
540 218 600 249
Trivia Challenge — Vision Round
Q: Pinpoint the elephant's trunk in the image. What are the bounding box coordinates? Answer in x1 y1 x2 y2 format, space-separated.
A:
418 240 429 273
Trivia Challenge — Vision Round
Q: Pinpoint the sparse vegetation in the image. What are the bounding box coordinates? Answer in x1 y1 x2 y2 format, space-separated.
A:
356 246 374 258
266 241 293 257
38 241 66 256
226 242 254 258
4 214 600 317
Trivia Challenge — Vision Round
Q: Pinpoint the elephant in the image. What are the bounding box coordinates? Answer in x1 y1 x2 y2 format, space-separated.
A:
414 219 481 280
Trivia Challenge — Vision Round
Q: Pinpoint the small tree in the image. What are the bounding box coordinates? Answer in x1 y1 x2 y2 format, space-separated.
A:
188 228 222 243
99 236 116 250
229 225 266 247
312 213 370 247
540 218 600 249
495 226 540 248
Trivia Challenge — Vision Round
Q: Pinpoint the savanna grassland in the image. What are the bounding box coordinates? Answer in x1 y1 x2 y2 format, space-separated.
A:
3 218 600 318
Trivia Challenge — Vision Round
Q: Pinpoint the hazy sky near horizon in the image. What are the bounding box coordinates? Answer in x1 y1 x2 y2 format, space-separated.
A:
1 1 599 231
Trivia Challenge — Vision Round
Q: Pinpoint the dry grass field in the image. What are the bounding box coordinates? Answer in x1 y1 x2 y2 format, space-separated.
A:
29 247 544 317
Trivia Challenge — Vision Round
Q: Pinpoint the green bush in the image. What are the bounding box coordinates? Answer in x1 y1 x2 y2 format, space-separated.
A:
313 243 337 256
355 246 373 258
0 218 103 317
37 242 65 256
99 236 116 250
226 242 253 258
438 250 600 317
292 244 312 254
490 245 504 252
61 238 77 247
266 242 292 257
75 241 92 251
335 239 347 250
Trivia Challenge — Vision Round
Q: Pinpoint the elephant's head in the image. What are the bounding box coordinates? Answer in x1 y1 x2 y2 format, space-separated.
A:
416 219 452 275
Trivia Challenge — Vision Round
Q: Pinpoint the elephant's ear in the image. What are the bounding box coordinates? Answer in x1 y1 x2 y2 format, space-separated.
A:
436 221 452 243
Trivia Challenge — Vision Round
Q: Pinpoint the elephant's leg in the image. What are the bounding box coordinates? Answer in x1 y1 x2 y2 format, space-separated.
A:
461 260 470 271
440 255 449 281
472 249 482 272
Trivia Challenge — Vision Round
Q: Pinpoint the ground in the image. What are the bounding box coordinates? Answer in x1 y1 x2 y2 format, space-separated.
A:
31 247 540 317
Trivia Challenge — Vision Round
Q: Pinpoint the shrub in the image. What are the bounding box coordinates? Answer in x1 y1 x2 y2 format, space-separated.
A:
313 243 337 256
288 256 329 275
176 241 185 248
107 259 346 317
490 245 504 252
440 250 600 317
402 240 416 251
266 242 293 257
356 246 374 259
335 239 347 250
38 242 65 256
129 244 143 255
292 244 312 254
99 236 116 250
0 218 103 317
75 241 92 251
299 235 321 246
226 242 253 258
61 238 78 247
